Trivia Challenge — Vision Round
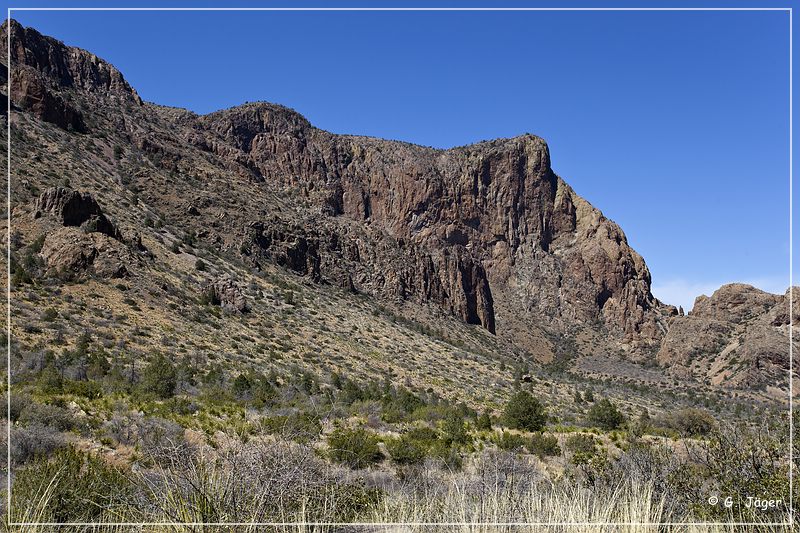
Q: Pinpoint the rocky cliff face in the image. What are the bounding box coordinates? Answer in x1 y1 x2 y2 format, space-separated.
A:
657 284 797 392
189 102 674 352
3 19 140 101
3 19 790 388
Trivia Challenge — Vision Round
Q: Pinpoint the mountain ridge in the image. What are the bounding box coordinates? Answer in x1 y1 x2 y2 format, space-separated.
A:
2 18 794 400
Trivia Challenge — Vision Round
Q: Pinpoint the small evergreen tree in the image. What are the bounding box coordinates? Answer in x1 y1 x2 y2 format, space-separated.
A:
441 411 470 446
587 398 625 430
139 354 177 399
232 374 251 398
503 391 547 432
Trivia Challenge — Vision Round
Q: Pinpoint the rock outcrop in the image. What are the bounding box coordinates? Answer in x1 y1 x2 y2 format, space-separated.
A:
40 226 133 280
203 277 249 313
10 68 86 131
2 19 141 102
245 215 495 331
31 187 141 280
657 284 797 392
34 187 120 239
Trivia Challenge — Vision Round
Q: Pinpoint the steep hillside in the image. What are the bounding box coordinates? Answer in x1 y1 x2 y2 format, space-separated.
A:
1 18 794 408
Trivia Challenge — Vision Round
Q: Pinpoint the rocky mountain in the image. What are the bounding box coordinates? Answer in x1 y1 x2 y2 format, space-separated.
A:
657 284 797 393
2 19 794 404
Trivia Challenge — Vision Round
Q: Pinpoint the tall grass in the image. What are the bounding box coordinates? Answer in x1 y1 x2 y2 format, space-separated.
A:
4 442 793 532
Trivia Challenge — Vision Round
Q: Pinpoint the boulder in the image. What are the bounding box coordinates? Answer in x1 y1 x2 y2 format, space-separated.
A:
34 187 120 239
40 226 133 280
204 276 249 313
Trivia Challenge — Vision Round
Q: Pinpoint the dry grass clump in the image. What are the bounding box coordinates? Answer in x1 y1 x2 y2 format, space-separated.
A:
5 440 793 533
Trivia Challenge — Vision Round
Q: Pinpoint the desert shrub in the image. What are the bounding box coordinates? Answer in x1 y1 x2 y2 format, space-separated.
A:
473 449 542 494
476 412 492 431
259 411 321 444
10 254 35 286
440 411 470 447
10 423 67 465
87 350 111 380
19 402 75 431
503 391 547 432
565 433 597 454
381 387 426 423
104 414 186 462
8 392 31 422
232 373 251 398
527 432 561 458
327 427 384 469
406 425 440 445
145 439 381 523
429 440 464 470
604 440 684 515
675 419 792 521
38 364 64 393
283 290 295 305
251 376 277 407
494 431 528 451
660 408 716 437
29 233 46 253
139 354 177 399
587 398 625 430
386 434 427 465
11 447 135 523
64 379 103 399
566 434 608 485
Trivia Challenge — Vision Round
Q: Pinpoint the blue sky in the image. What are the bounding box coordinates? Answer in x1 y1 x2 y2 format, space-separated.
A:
9 2 795 311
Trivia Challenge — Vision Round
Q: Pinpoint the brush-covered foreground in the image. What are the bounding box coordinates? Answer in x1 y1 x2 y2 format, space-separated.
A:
3 357 795 530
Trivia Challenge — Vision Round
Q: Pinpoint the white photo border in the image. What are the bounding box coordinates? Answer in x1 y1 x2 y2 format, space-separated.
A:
5 4 794 528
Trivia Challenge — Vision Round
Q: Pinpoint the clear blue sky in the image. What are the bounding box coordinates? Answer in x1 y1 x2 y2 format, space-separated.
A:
10 1 795 311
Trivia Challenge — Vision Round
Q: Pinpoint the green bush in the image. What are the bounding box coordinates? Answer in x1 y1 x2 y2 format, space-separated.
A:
38 364 64 394
252 377 277 408
494 431 528 451
503 391 547 432
12 447 134 522
476 412 492 431
429 440 463 470
527 432 561 458
440 411 470 447
661 408 716 437
386 434 427 465
381 387 426 423
327 427 384 469
232 374 251 398
260 412 321 444
565 433 597 454
406 425 440 446
64 379 103 399
587 398 625 430
139 354 177 399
